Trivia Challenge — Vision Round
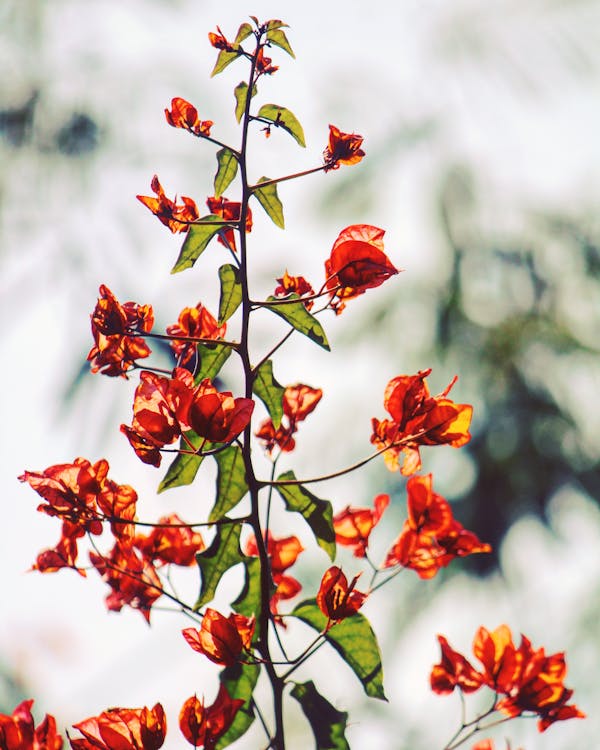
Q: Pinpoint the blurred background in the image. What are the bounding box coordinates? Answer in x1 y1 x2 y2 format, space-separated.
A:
2 0 599 747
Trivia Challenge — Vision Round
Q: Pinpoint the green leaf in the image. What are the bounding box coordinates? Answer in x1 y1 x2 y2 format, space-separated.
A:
157 432 209 493
210 446 248 522
291 600 387 701
274 471 335 560
211 50 241 77
252 177 285 229
235 22 253 44
218 264 243 324
252 359 284 429
215 661 260 749
265 295 330 351
266 19 289 31
195 342 232 383
267 29 295 59
171 216 223 273
291 681 350 750
234 82 257 123
214 148 239 198
194 523 243 610
232 557 263 637
257 104 305 147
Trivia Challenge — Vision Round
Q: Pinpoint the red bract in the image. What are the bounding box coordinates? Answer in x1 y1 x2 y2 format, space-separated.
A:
137 175 199 233
323 124 365 171
208 27 236 52
134 514 204 566
206 196 252 252
324 225 398 313
182 608 255 667
166 302 226 367
245 533 304 617
274 270 315 310
121 368 196 467
90 542 162 623
0 699 63 750
256 46 278 75
383 474 490 577
88 285 154 377
179 686 244 749
316 566 366 626
371 369 473 475
333 493 389 558
189 379 254 443
257 383 322 455
430 635 484 695
165 97 213 137
69 704 166 750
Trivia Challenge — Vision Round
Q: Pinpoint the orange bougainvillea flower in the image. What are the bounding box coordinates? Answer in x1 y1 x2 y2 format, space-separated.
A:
208 26 237 52
256 383 322 455
206 196 252 252
182 608 255 667
179 685 244 749
430 634 484 695
166 301 226 367
164 97 213 137
19 457 139 572
90 542 162 623
472 626 586 732
316 566 366 627
333 493 389 558
245 533 304 618
0 699 63 750
256 46 278 75
121 368 196 467
134 514 204 567
371 369 473 475
188 379 254 443
471 742 524 750
137 175 199 233
431 626 585 734
69 704 166 750
87 285 154 378
324 224 399 313
383 474 490 577
274 270 315 310
323 124 365 171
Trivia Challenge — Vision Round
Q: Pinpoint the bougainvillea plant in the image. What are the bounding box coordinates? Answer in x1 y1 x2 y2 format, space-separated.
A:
14 17 584 750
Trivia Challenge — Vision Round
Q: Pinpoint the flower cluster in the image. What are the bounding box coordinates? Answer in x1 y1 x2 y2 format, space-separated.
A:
69 704 166 749
88 285 154 377
179 686 244 749
316 566 366 627
245 533 304 619
166 301 226 367
431 625 585 733
0 700 63 750
182 609 255 666
137 175 199 233
371 369 472 475
383 474 490 578
165 97 213 137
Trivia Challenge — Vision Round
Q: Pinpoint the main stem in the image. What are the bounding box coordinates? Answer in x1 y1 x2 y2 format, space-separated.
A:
238 37 285 750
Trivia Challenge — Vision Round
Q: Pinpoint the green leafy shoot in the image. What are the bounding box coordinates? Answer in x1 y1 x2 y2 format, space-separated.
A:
252 177 285 229
194 523 243 610
209 446 248 522
252 359 284 429
274 471 336 560
235 22 254 44
218 264 243 324
256 104 305 147
214 148 239 198
265 294 330 351
172 216 224 273
291 600 387 701
291 681 350 750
